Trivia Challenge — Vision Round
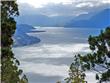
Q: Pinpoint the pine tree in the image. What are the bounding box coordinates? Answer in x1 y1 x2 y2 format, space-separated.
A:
1 0 28 83
80 27 110 82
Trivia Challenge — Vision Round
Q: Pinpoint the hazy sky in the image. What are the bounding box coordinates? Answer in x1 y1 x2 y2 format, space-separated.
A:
18 0 72 8
18 0 110 8
17 0 110 16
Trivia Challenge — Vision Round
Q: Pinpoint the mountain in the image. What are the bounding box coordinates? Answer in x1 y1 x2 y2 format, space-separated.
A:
16 15 50 26
13 24 40 47
16 14 74 27
16 9 110 28
66 8 110 28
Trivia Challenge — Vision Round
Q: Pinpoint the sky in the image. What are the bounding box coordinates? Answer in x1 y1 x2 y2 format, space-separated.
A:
18 0 72 8
18 0 110 8
17 0 110 16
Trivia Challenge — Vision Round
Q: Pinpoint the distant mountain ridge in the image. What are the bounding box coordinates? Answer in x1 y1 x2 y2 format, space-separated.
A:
16 15 74 27
66 8 110 28
16 8 110 28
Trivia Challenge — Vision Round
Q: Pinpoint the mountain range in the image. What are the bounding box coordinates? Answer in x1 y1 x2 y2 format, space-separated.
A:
66 9 110 28
16 15 74 27
16 8 110 28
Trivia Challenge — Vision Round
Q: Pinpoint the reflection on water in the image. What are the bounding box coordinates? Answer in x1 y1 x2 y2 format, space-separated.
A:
13 27 100 83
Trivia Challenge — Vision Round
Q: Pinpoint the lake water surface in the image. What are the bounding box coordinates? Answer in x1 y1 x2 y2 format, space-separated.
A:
13 27 100 83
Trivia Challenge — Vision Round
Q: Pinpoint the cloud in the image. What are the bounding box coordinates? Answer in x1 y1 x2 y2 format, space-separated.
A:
36 2 109 16
18 3 38 15
18 0 110 8
18 0 110 16
76 2 94 8
20 62 69 77
36 3 76 16
18 0 72 8
13 43 96 83
13 43 90 59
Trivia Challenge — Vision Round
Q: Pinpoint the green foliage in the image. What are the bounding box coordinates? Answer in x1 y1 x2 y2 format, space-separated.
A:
80 27 110 82
65 55 87 83
1 0 28 83
56 81 61 83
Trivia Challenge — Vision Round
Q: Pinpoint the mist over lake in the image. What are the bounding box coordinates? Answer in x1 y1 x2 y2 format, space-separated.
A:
13 27 100 83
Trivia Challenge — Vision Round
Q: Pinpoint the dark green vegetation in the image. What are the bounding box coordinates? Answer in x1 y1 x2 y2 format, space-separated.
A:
1 1 28 83
66 27 110 83
80 27 110 82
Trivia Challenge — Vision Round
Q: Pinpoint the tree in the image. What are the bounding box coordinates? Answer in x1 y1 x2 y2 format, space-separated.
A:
1 0 28 83
65 55 87 83
56 81 61 83
80 27 110 82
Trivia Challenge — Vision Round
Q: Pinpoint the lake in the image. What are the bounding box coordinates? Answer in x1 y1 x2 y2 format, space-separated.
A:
13 27 101 83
